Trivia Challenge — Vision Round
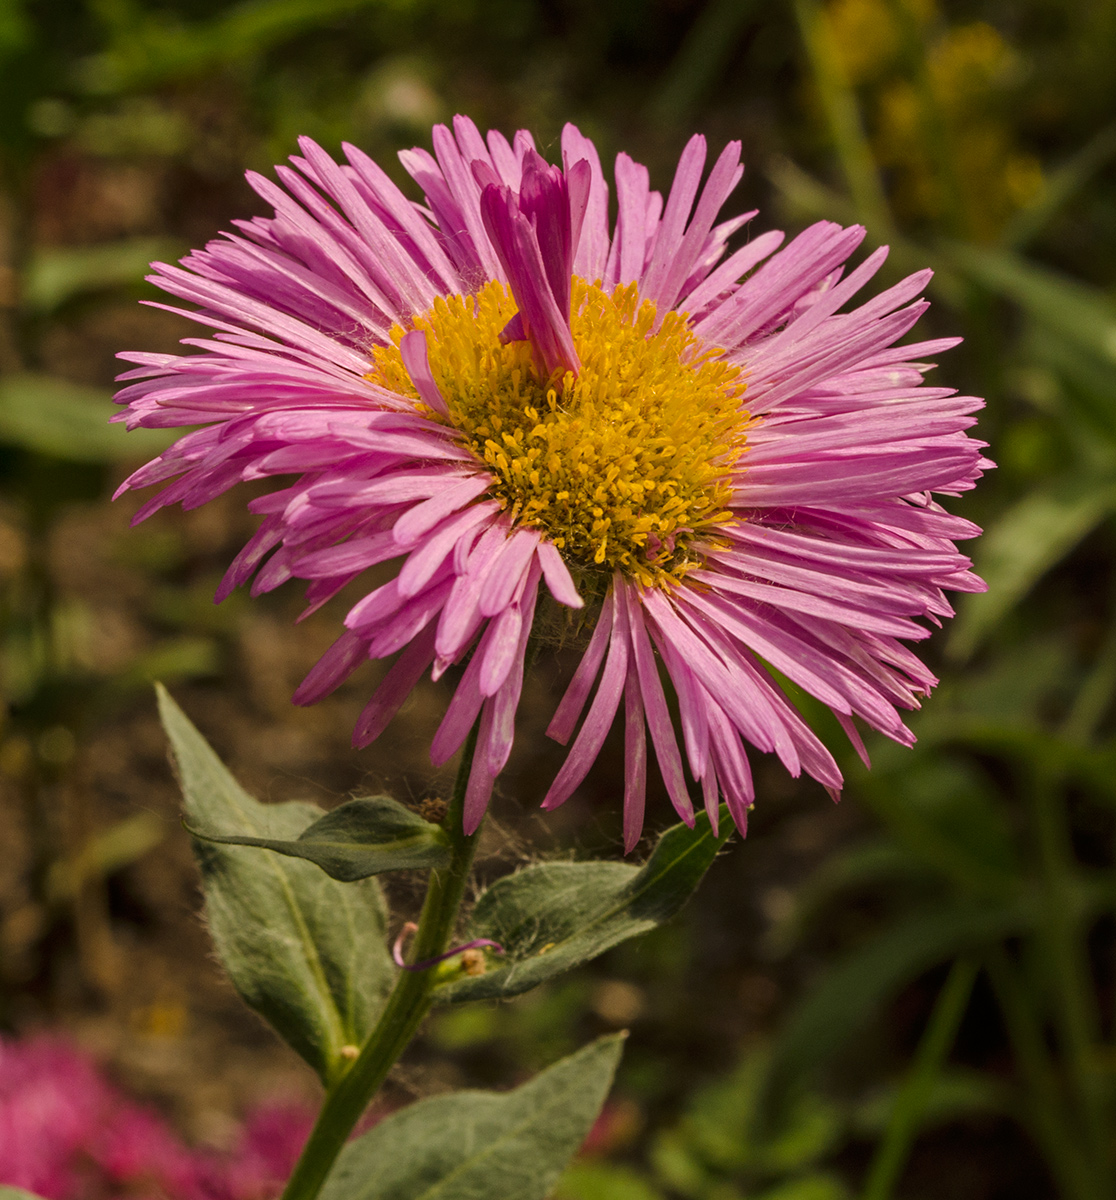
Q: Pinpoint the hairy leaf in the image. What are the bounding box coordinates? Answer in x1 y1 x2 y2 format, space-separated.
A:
433 809 730 1003
189 795 451 880
320 1035 624 1200
157 684 394 1084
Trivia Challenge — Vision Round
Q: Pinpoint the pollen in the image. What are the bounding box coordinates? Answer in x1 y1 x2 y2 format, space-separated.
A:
368 278 750 587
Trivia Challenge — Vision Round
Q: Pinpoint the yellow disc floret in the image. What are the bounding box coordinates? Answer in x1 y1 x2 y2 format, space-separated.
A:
367 278 749 588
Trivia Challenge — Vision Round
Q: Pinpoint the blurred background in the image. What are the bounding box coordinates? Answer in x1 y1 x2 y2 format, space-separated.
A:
1 0 1115 1197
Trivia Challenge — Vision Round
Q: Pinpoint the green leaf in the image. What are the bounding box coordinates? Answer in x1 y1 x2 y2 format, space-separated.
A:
767 903 1025 1099
856 755 1022 897
554 1162 666 1200
115 635 222 689
764 839 930 956
851 1067 1009 1135
754 1176 851 1200
949 472 1116 660
1024 321 1116 441
85 0 399 92
320 1034 625 1200
649 1043 842 1199
947 243 1116 369
681 1044 841 1177
45 811 164 902
925 633 1074 733
24 237 182 313
0 0 31 57
1001 121 1116 250
648 0 760 128
432 809 730 1003
189 794 451 880
649 1128 714 1198
0 374 173 463
0 1190 50 1200
157 684 394 1084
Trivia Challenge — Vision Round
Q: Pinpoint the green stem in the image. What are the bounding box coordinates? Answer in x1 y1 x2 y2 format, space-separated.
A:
861 956 978 1200
793 0 895 239
1025 766 1110 1189
648 0 760 127
280 727 482 1200
985 947 1099 1200
1062 599 1116 744
881 0 968 240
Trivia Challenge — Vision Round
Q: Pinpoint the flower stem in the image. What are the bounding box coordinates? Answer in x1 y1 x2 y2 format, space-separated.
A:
280 727 482 1200
985 946 1099 1200
1025 765 1110 1190
793 0 895 239
861 955 978 1200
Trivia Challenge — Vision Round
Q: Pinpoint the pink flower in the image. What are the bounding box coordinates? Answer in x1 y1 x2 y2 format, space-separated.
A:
0 1033 314 1200
197 1103 314 1200
115 117 987 848
0 1036 110 1197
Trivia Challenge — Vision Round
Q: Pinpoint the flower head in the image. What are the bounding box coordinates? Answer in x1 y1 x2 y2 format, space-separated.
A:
115 117 988 849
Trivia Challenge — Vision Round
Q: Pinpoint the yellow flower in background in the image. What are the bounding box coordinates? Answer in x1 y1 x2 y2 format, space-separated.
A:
826 0 934 85
825 0 1043 240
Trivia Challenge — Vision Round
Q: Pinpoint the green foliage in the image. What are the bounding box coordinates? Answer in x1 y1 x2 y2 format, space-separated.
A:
950 245 1116 375
84 0 400 93
856 754 1020 892
319 1035 624 1200
189 795 452 881
849 1068 1009 1135
0 375 172 463
949 474 1116 660
648 1042 845 1200
157 684 395 1085
2 2 1116 1196
553 1163 666 1200
45 810 164 902
753 1177 850 1200
0 0 30 57
23 237 182 313
432 808 731 1004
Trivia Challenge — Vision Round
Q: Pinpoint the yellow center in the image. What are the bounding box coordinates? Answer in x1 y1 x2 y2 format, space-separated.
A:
367 277 750 588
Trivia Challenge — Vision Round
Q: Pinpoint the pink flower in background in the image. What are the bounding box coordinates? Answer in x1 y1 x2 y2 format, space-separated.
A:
200 1105 316 1200
0 1033 313 1200
115 117 987 847
0 1036 109 1197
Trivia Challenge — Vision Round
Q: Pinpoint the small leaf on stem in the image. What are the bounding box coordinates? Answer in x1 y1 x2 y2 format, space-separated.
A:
433 807 731 1003
320 1034 625 1200
188 795 452 880
157 684 395 1084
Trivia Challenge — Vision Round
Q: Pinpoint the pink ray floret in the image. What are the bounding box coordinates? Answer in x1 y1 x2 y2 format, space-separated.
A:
114 116 988 849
